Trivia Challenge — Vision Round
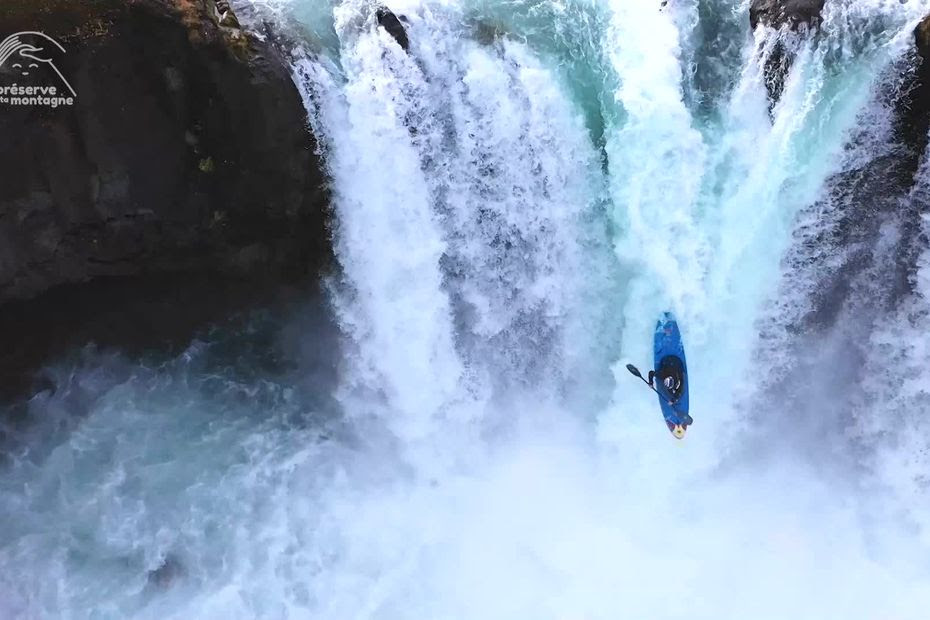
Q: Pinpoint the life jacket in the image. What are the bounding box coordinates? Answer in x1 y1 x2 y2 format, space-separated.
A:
656 355 685 403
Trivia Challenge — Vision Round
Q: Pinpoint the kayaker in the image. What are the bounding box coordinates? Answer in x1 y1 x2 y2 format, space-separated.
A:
647 358 684 403
662 374 679 393
648 358 693 427
625 313 693 439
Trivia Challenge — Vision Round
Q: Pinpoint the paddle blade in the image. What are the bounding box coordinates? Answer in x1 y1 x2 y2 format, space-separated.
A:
626 364 642 379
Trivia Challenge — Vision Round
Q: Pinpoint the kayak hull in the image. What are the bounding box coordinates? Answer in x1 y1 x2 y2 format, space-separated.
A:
653 312 690 429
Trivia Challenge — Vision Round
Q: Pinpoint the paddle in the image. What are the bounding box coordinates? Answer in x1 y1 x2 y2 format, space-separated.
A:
626 364 672 403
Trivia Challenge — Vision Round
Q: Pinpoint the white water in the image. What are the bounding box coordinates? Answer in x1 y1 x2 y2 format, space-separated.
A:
3 0 930 618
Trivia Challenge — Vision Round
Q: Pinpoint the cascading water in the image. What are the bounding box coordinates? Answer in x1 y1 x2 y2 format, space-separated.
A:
3 0 930 618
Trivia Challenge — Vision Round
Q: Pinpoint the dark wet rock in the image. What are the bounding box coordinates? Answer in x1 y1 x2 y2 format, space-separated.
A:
917 14 930 59
213 0 241 29
0 0 331 306
376 7 410 51
902 14 930 157
749 0 825 31
749 0 825 111
758 39 794 113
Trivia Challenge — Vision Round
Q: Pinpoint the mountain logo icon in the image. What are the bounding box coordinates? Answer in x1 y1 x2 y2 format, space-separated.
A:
0 31 77 106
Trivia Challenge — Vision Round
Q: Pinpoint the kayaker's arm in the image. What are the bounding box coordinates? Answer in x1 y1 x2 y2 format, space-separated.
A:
625 365 675 406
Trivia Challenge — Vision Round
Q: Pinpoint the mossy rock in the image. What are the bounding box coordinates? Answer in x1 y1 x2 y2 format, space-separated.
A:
198 156 215 173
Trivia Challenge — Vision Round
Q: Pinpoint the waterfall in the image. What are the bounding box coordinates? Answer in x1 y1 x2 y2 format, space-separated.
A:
2 0 930 617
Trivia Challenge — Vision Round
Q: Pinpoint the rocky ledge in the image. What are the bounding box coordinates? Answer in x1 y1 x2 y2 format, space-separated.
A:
0 0 332 400
750 0 825 31
0 0 330 305
749 0 825 110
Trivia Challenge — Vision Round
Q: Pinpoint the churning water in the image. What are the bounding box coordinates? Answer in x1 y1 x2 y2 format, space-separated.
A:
3 0 930 617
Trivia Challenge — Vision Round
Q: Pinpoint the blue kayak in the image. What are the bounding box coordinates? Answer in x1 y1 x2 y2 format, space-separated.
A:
653 312 691 439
